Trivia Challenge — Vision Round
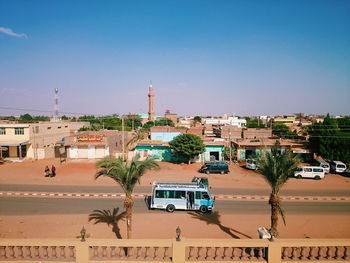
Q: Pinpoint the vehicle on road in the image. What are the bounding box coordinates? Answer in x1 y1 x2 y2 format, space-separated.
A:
330 161 347 174
312 160 330 173
192 176 209 187
294 166 325 180
199 161 229 174
245 159 258 170
341 168 350 177
149 181 214 213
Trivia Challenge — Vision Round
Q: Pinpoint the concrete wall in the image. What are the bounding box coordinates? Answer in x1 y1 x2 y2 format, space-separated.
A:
0 238 349 262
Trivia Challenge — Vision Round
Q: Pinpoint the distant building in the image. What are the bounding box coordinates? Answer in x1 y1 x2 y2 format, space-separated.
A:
0 121 88 159
203 116 247 128
242 128 272 139
164 111 178 125
272 116 296 127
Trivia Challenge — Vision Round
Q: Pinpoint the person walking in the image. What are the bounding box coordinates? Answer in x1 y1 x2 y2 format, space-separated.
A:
50 165 56 177
44 166 50 177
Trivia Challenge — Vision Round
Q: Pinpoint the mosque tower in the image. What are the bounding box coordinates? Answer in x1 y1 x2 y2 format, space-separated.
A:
148 83 155 121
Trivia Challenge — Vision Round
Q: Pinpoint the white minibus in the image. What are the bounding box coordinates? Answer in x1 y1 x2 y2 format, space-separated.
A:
294 166 325 180
149 181 215 213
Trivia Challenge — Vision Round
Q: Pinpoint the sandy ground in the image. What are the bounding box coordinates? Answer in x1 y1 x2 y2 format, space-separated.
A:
1 159 350 239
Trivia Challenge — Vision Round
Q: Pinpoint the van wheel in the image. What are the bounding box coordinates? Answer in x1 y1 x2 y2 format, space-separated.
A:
220 170 224 174
297 175 302 179
314 176 321 180
166 204 175 213
205 170 210 174
199 206 208 213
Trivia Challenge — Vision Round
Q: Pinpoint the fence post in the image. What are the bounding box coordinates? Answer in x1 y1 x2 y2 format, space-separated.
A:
267 241 281 263
172 240 185 263
75 241 90 263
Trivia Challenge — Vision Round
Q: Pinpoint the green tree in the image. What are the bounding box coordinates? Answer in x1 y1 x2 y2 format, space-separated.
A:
193 116 202 123
246 118 266 128
143 121 155 130
272 123 297 139
95 155 159 238
169 134 205 164
155 118 174 127
258 141 299 237
19 113 33 123
308 115 350 163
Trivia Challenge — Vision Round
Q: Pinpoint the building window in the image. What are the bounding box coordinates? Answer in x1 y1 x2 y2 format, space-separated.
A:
47 127 51 130
0 127 5 135
58 126 61 129
15 127 24 135
35 126 40 134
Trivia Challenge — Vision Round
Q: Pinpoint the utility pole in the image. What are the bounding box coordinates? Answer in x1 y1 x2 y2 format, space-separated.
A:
122 116 125 161
229 130 232 164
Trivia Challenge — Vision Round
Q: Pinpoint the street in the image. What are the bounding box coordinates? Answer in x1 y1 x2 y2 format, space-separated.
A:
1 197 349 216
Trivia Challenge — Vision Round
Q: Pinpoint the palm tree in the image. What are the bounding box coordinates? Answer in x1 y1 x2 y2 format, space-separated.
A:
126 128 145 149
258 141 299 237
95 155 159 238
89 208 126 239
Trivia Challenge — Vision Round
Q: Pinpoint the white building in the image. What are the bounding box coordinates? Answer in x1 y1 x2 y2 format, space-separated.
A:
203 116 246 128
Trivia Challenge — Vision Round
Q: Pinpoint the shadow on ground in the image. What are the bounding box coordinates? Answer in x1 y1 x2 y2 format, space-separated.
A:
188 211 252 239
88 208 126 239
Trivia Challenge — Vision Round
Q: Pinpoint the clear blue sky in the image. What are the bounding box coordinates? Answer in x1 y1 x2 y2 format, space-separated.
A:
0 0 349 117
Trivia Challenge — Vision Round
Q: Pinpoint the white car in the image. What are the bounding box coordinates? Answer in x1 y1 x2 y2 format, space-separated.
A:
330 161 347 174
245 159 258 170
294 166 325 180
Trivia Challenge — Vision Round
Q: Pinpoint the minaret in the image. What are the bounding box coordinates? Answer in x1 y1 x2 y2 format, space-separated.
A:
148 83 155 121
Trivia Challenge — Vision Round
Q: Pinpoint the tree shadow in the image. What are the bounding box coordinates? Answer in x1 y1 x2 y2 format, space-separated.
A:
188 211 252 239
89 207 126 239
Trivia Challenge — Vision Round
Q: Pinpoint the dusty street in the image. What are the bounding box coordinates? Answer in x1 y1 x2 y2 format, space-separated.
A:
0 159 350 239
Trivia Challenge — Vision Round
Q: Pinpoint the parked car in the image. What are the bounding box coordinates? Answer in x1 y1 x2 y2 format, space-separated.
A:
192 176 209 187
245 159 258 170
294 166 325 180
330 161 347 174
341 168 350 177
312 160 330 173
199 161 229 174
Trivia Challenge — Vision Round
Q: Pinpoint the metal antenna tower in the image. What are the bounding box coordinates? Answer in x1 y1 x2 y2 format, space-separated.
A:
54 88 59 122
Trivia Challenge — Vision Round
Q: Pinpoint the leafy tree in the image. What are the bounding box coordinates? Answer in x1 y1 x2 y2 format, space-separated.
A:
223 146 237 162
169 134 205 164
61 115 70 120
308 115 350 163
19 113 33 123
143 121 155 130
246 118 266 128
0 116 17 121
193 116 202 122
272 123 297 139
258 142 299 237
33 116 50 121
155 118 174 127
95 155 159 238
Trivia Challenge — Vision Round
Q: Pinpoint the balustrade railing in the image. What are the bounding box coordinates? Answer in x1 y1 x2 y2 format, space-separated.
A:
0 238 349 263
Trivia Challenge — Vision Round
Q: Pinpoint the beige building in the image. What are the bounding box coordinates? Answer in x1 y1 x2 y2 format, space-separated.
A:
63 130 133 159
0 121 89 159
272 116 296 127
